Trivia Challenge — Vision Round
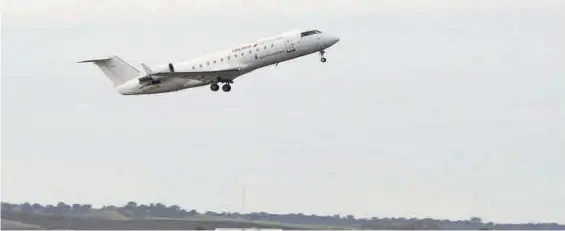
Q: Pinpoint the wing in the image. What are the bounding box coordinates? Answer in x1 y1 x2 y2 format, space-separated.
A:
150 67 244 83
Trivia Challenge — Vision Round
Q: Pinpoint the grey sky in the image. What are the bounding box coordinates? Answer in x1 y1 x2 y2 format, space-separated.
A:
2 0 564 224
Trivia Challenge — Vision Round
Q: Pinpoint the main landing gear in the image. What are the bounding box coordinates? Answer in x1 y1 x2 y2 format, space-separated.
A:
210 78 233 92
320 50 327 63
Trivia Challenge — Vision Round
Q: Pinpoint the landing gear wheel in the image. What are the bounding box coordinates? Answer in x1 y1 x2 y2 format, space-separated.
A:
210 83 219 91
319 50 327 63
222 84 231 92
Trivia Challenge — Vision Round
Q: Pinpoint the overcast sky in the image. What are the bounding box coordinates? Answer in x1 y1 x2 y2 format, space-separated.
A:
2 0 564 224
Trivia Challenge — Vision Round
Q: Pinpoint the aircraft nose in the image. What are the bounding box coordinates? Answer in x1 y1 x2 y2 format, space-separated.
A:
326 34 340 46
333 36 340 43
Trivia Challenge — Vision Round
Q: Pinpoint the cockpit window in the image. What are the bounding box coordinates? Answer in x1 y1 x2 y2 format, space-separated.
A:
301 30 322 37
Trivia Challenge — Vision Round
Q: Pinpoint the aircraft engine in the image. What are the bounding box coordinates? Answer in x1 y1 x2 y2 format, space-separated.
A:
138 73 166 83
138 63 174 83
139 75 156 82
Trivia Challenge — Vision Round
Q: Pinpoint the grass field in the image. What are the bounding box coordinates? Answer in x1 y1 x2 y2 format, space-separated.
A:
1 210 350 230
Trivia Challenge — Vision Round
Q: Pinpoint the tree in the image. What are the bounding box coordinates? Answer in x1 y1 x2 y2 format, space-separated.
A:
1 203 14 211
188 209 198 216
101 205 117 210
45 204 56 213
168 204 180 212
125 201 138 208
72 204 82 212
56 202 71 213
470 217 483 223
20 202 33 213
32 203 43 211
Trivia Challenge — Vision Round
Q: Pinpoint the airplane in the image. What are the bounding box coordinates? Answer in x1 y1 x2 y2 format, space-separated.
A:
78 29 340 95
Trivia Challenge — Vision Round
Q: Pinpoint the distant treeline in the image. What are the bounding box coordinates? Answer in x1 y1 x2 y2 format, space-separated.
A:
2 201 564 230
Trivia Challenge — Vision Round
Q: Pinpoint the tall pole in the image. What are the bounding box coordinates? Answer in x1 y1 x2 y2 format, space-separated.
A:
241 186 246 214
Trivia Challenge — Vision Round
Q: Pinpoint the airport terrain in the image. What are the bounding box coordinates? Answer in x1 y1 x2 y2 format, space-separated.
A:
2 202 564 230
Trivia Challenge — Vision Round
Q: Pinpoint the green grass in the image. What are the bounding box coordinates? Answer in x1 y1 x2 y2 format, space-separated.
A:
86 210 130 220
182 214 349 229
2 210 352 230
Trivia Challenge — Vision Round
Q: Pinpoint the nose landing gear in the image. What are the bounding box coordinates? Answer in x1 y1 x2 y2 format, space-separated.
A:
319 50 327 63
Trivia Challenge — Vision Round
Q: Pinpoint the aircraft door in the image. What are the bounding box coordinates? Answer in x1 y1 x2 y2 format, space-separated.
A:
285 39 296 53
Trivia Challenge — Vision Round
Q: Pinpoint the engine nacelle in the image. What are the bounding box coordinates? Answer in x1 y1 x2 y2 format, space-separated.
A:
138 63 174 83
138 76 152 82
138 74 165 83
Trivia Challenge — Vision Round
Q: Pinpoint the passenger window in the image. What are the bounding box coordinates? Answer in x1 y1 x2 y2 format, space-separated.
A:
199 64 202 68
264 46 267 50
241 52 244 56
271 44 274 48
221 58 224 62
192 66 195 70
228 56 231 60
213 60 216 64
207 61 209 66
249 50 252 54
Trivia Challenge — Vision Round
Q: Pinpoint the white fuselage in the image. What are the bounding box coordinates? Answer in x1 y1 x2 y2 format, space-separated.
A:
116 29 339 95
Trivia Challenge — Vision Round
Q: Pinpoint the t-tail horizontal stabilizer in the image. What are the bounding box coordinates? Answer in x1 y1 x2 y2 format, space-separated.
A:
78 55 141 86
77 57 112 63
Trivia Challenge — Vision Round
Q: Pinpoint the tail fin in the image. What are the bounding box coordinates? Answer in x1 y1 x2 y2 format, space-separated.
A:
78 55 141 86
